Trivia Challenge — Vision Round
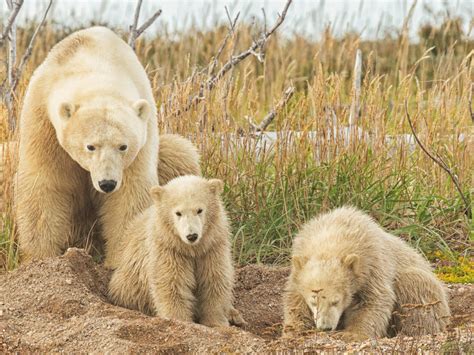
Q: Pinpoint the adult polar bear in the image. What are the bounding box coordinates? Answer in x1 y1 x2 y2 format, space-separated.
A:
16 26 199 268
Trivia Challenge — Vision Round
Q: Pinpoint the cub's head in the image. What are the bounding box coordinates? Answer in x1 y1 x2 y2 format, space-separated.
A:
292 254 360 331
150 175 224 245
55 99 150 193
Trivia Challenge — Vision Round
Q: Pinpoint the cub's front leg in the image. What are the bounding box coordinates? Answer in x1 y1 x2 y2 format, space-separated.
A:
195 244 233 327
282 288 314 336
149 250 196 322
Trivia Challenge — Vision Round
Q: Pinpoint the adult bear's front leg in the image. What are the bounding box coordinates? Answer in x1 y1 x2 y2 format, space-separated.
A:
16 169 86 262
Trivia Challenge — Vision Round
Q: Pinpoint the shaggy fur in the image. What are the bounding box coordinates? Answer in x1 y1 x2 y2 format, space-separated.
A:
283 207 450 341
157 134 201 185
14 26 199 268
108 176 244 327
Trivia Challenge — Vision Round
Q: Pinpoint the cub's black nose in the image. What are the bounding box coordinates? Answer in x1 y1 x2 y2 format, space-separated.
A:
186 233 198 242
99 179 117 193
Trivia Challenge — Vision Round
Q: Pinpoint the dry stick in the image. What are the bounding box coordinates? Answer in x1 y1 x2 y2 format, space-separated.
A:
10 0 53 94
5 0 18 131
469 82 473 123
208 8 240 76
128 0 162 51
4 0 52 131
0 0 23 43
171 0 293 117
404 100 471 219
349 49 362 126
248 86 295 132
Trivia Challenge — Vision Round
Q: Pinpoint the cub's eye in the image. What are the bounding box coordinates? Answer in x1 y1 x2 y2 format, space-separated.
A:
197 208 203 214
331 300 339 306
175 212 182 217
86 145 96 151
119 144 128 151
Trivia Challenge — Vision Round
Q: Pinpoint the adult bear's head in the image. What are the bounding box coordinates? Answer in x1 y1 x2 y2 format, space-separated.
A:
54 98 150 194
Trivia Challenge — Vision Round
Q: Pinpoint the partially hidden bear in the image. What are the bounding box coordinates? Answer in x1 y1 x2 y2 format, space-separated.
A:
108 175 244 327
283 206 450 341
15 26 200 268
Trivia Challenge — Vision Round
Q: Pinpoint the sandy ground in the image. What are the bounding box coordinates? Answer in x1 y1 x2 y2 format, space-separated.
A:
0 248 472 353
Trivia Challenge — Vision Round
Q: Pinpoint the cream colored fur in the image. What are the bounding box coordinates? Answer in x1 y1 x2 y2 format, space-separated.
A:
108 175 243 327
283 206 450 341
14 26 199 269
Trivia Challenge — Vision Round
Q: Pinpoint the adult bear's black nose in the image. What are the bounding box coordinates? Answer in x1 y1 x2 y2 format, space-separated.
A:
99 179 117 193
186 233 198 242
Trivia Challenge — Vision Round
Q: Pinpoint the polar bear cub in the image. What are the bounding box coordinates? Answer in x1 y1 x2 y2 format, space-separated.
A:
109 175 243 327
283 206 450 341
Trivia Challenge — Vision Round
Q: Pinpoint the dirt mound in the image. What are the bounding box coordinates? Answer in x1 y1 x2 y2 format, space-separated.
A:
0 249 472 353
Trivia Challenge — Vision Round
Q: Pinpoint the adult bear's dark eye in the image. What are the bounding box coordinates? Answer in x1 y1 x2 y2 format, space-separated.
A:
86 145 95 151
197 208 203 214
119 144 128 151
175 211 182 217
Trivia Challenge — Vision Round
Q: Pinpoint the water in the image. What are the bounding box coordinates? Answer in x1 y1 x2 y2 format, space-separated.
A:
1 0 473 40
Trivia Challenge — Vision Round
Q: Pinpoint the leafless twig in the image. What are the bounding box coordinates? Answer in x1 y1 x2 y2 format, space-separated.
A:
2 0 52 131
11 0 53 94
405 100 471 219
208 8 240 75
0 0 23 43
349 49 362 126
247 86 295 132
171 0 293 117
128 0 162 51
469 82 473 123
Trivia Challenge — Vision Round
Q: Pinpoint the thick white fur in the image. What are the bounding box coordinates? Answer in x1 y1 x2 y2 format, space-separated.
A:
283 206 450 341
109 175 244 327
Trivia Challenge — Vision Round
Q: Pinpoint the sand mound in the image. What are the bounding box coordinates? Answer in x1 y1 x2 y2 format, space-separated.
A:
0 248 472 353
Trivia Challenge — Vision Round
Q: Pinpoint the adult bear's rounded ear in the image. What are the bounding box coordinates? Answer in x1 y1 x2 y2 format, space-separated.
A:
208 179 224 195
133 99 150 120
59 103 78 120
150 185 164 202
292 255 308 271
342 254 360 275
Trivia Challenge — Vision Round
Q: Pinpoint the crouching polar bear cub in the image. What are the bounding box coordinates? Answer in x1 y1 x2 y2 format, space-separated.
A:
283 207 450 341
16 26 199 268
109 175 244 327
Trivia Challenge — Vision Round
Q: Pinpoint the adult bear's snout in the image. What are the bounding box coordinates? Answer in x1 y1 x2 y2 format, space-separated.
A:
186 233 198 243
99 179 117 193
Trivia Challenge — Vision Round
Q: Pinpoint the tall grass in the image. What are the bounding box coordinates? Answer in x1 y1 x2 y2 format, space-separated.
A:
0 10 472 279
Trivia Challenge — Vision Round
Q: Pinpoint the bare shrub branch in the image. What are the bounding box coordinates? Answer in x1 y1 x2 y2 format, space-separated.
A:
247 86 295 132
2 0 52 131
405 100 471 219
469 82 473 123
0 0 23 43
128 0 162 51
171 0 293 117
11 0 53 93
349 49 362 126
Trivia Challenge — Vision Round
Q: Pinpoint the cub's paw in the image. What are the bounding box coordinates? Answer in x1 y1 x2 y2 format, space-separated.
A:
200 316 229 328
282 323 304 338
227 307 247 327
339 331 369 342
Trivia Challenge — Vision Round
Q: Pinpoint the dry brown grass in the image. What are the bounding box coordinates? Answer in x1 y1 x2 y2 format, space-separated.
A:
0 12 472 273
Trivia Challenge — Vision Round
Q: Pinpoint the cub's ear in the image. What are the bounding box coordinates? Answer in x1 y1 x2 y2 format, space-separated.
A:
342 254 360 275
133 99 150 120
292 255 308 271
150 185 164 202
208 179 224 195
59 103 78 120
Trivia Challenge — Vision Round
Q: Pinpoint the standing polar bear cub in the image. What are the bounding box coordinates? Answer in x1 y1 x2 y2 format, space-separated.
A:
109 175 244 327
283 207 450 341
